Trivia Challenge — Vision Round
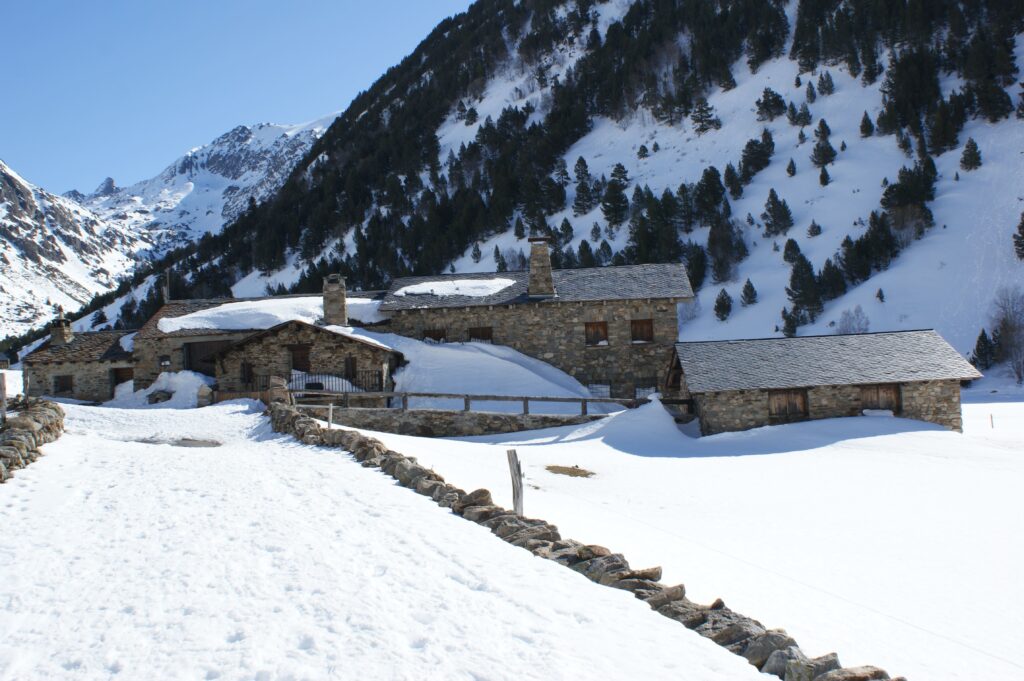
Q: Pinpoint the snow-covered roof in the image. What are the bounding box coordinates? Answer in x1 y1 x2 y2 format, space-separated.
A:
141 295 384 338
215 320 398 357
674 330 982 394
379 263 693 311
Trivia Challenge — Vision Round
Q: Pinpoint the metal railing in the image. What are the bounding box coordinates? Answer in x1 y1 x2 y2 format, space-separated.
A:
245 371 384 393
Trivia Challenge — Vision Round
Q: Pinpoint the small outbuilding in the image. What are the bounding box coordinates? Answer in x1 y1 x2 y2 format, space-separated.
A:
213 320 403 395
664 330 981 434
22 315 136 402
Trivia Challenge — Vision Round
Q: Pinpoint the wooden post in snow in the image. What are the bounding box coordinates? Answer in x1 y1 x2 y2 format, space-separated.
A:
0 373 6 426
327 403 333 430
506 449 523 517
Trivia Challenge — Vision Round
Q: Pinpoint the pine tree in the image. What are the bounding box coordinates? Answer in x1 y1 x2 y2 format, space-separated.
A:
970 329 996 369
756 87 787 120
465 107 479 125
805 81 817 103
781 307 798 337
798 129 807 145
807 220 822 237
876 288 885 302
707 214 748 283
786 158 796 176
817 71 835 95
91 309 108 327
860 111 875 137
573 157 594 216
724 163 743 199
786 101 799 125
637 144 649 159
787 254 823 321
559 218 574 245
652 142 660 152
514 217 526 239
690 98 722 135
740 279 758 306
494 245 507 272
960 138 982 170
761 189 794 236
796 102 812 127
590 223 601 242
578 239 596 268
714 289 733 321
840 140 847 151
601 163 630 227
811 139 837 167
1013 212 1024 260
814 118 831 141
471 242 482 262
817 257 847 300
783 237 801 263
819 166 831 186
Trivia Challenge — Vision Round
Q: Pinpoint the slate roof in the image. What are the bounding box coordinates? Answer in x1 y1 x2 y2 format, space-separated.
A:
674 330 982 394
213 320 401 358
378 263 694 311
23 330 135 365
135 299 251 339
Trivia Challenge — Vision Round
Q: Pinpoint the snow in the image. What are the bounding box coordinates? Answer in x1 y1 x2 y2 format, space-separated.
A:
336 328 618 414
343 393 1024 681
1 369 22 398
0 401 761 680
104 371 213 409
392 278 516 298
118 332 136 353
157 296 384 333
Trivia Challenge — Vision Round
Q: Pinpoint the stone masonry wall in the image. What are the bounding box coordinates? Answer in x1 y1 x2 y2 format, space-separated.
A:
0 397 65 482
304 406 602 437
900 379 964 431
24 360 134 402
696 380 966 435
134 331 252 389
387 298 682 398
267 400 903 681
216 325 396 393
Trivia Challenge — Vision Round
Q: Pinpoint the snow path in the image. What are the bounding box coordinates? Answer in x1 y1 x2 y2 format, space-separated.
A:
0 402 760 680
349 395 1024 681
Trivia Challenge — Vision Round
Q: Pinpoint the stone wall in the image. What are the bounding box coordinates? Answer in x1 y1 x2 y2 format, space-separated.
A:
216 324 397 393
900 379 964 431
387 298 682 398
133 331 252 389
24 359 134 402
0 397 65 482
267 401 903 681
695 380 966 435
304 405 602 437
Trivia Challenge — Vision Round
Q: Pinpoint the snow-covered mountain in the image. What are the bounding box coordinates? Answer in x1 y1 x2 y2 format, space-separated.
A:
1 115 337 340
0 160 149 338
71 115 337 256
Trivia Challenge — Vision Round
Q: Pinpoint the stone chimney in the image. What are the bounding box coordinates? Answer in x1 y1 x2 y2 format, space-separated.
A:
50 307 73 346
323 274 348 326
527 237 556 299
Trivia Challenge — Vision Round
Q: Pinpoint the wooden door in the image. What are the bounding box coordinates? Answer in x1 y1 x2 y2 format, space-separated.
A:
768 389 808 422
185 341 233 377
288 345 312 372
861 384 901 412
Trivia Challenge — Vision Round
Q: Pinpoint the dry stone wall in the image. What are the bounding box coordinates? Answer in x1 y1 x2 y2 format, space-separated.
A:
900 379 964 431
304 405 601 437
268 401 904 681
387 298 681 398
0 397 65 482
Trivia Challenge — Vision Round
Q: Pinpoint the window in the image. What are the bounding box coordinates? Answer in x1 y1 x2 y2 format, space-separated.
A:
631 319 654 343
240 362 254 385
289 344 311 372
53 375 74 395
423 328 446 343
860 384 901 412
584 321 609 346
767 389 809 422
344 356 357 379
467 326 493 343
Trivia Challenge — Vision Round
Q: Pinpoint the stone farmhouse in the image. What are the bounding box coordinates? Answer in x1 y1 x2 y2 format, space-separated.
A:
213 319 403 395
664 330 982 434
379 238 694 399
22 312 135 402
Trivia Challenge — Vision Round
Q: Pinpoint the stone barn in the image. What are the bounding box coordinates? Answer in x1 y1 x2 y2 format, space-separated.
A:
213 320 403 394
664 330 981 434
22 315 136 402
379 238 694 399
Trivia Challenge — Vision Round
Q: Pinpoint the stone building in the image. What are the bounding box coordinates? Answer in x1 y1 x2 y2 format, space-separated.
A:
378 238 694 398
22 314 135 402
664 330 982 434
213 320 403 394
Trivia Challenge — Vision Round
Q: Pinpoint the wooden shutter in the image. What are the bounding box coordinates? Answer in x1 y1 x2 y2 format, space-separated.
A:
630 319 654 342
468 326 493 342
344 356 357 378
54 375 74 394
861 384 901 412
768 389 808 422
289 345 311 372
585 321 609 346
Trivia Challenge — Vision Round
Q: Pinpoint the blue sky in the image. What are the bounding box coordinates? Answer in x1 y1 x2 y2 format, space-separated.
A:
1 0 474 194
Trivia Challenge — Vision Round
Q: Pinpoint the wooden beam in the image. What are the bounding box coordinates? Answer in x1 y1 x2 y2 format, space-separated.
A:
506 449 523 516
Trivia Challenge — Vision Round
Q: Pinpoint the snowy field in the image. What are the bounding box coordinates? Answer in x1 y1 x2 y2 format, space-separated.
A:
0 401 760 680
346 388 1024 681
